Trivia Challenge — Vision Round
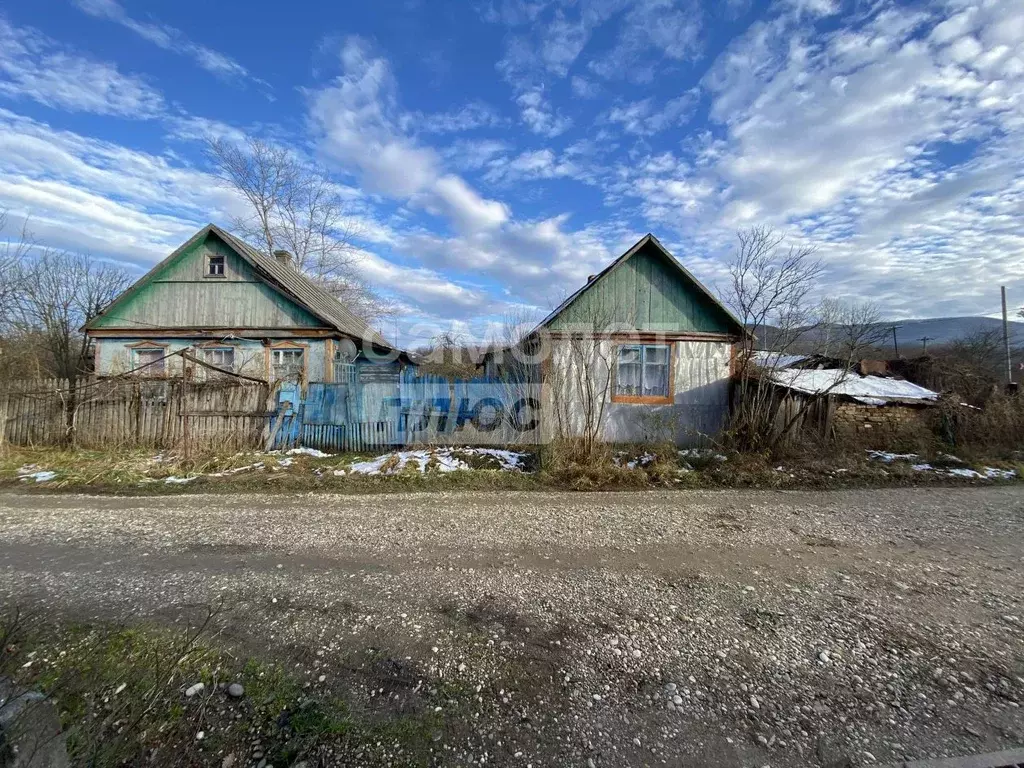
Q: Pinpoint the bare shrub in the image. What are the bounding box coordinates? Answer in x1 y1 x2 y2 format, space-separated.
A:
940 394 1024 457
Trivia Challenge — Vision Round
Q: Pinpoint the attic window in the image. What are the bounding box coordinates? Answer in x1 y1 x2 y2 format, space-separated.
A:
207 253 225 277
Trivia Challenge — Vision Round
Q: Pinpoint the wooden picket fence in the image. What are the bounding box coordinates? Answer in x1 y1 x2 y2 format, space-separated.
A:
0 377 270 452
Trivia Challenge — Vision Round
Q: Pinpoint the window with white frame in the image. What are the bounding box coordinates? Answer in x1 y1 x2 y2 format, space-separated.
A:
272 347 304 380
207 253 225 276
614 344 670 400
202 347 235 372
133 348 165 375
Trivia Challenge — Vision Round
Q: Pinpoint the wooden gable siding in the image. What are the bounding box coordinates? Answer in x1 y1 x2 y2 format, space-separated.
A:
547 242 734 334
91 233 326 330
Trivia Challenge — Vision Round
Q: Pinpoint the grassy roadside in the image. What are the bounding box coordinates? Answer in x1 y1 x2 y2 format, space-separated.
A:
0 444 1022 495
0 607 482 768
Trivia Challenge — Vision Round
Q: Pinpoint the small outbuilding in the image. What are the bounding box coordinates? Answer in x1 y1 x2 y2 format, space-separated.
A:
764 367 941 441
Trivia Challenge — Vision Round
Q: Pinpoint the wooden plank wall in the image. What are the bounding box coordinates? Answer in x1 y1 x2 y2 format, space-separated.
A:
0 377 269 452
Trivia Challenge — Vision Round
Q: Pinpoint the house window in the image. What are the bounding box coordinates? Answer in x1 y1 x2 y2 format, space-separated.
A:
272 348 304 380
614 344 671 402
207 253 225 276
133 348 166 375
203 347 235 372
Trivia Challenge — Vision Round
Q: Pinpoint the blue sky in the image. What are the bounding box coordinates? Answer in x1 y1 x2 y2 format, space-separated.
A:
1 0 1023 344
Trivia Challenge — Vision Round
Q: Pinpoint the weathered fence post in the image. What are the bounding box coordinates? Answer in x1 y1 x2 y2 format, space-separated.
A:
0 388 8 456
180 371 190 461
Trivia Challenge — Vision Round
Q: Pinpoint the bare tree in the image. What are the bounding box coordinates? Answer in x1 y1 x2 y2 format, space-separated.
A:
206 136 393 322
13 250 132 382
725 227 824 450
0 212 33 330
727 226 824 357
816 298 888 361
542 303 619 461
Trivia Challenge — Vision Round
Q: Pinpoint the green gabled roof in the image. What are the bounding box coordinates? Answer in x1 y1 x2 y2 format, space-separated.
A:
536 233 746 336
86 224 394 349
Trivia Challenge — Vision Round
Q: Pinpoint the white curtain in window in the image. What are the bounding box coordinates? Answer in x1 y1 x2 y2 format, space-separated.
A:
616 346 642 395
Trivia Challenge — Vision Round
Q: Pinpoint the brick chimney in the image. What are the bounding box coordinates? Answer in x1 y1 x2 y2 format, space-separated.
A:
273 249 293 268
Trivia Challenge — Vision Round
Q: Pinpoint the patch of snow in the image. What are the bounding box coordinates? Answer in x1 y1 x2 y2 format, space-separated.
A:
769 369 939 405
678 449 728 462
469 448 526 471
346 447 529 476
945 467 982 479
751 351 808 369
867 450 919 464
276 457 294 468
164 476 197 484
285 447 332 458
911 464 934 472
984 467 1017 480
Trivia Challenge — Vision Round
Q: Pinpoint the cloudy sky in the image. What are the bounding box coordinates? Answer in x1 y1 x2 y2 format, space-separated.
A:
1 0 1023 344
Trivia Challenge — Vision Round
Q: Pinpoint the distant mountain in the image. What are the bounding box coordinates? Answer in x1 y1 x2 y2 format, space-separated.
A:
752 316 1024 354
878 317 1024 351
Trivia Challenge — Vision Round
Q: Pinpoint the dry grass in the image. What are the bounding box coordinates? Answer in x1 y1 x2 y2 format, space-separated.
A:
1 436 1021 496
0 607 459 768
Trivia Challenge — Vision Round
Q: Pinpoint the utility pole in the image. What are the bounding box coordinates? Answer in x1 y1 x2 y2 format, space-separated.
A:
887 325 901 358
918 336 933 353
1002 286 1012 385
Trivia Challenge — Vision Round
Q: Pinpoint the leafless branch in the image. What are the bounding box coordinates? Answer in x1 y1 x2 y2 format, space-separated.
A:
206 136 393 323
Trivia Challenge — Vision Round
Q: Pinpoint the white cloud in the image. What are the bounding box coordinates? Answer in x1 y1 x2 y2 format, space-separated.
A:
308 36 513 236
588 0 703 82
778 0 840 19
483 148 587 184
72 0 261 85
431 175 510 231
407 102 508 134
570 75 600 98
0 109 239 266
605 92 696 135
491 0 704 134
0 17 163 118
515 87 573 137
309 38 440 198
443 139 511 171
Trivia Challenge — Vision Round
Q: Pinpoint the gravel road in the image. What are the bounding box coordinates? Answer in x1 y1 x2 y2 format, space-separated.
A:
1 487 1023 767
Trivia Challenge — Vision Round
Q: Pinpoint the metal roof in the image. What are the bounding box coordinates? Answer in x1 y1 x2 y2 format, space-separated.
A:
751 351 810 369
768 368 940 406
87 223 393 349
210 225 391 347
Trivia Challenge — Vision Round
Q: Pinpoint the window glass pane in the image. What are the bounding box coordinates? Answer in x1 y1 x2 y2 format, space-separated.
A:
208 255 224 275
134 349 164 374
615 346 642 395
617 346 641 364
204 348 234 370
645 345 669 365
272 348 304 379
641 344 670 397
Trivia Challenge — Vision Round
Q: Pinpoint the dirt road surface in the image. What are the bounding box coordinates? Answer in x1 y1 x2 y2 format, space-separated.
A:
1 487 1023 767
